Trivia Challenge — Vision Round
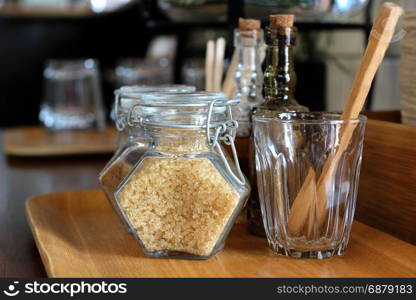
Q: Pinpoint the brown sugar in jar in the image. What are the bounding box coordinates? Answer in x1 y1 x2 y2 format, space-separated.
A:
118 156 239 256
114 92 250 259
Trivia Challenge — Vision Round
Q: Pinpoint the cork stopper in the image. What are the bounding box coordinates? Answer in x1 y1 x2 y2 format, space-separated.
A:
269 14 294 27
239 18 261 31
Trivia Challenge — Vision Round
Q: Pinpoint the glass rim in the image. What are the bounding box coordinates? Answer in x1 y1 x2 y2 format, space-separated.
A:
45 57 98 63
44 58 98 69
114 84 196 98
252 112 367 125
43 58 98 79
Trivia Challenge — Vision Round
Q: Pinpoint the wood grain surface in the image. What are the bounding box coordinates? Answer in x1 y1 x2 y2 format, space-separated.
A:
0 131 110 277
26 190 416 278
4 126 117 157
357 117 416 245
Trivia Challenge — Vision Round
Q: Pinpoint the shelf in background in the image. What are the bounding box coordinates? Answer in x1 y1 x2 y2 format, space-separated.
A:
4 126 117 157
0 1 138 19
145 20 371 31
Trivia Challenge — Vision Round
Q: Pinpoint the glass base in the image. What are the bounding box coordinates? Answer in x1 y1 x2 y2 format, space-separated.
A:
140 242 226 260
270 244 346 259
110 203 134 234
118 219 134 234
39 106 104 131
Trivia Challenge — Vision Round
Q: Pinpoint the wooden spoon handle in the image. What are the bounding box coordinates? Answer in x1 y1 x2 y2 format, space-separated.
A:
314 2 403 229
213 37 226 91
287 2 403 236
342 2 403 121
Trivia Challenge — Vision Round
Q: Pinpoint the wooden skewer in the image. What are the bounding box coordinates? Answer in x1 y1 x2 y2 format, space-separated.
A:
213 37 225 91
287 2 403 236
205 40 215 91
222 50 239 99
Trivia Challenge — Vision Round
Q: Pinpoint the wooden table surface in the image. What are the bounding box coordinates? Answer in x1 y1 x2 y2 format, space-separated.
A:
26 190 416 278
1 126 415 278
0 131 111 277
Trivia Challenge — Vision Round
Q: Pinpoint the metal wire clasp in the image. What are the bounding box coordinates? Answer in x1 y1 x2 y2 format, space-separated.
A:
127 104 143 128
206 99 246 186
114 92 126 131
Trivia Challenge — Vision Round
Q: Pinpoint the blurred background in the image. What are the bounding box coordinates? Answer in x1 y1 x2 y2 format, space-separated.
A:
0 0 412 127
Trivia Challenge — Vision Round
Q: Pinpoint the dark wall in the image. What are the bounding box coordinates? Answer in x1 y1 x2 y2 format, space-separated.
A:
0 5 327 127
0 8 149 127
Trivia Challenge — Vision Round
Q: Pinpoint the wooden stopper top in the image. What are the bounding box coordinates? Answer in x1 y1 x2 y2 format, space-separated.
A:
269 14 294 27
238 18 261 31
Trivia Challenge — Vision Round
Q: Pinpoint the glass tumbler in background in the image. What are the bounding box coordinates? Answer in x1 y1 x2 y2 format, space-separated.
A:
115 58 173 87
39 59 106 131
181 59 205 91
253 112 366 259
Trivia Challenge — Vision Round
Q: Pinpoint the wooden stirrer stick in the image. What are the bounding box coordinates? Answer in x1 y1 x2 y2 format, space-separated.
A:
222 50 238 99
205 40 215 91
213 37 225 91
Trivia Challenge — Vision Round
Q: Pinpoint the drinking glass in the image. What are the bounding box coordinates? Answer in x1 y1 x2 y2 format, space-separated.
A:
115 58 173 87
39 59 106 131
181 59 205 91
253 112 366 259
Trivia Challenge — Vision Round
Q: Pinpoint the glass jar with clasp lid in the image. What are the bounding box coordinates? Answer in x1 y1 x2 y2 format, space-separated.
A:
99 85 195 232
114 92 250 259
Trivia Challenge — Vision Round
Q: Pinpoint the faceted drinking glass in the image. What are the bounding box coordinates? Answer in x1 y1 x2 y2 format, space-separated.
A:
253 112 366 259
39 59 105 131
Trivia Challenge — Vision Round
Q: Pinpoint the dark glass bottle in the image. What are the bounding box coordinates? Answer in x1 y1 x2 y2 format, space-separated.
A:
247 17 309 236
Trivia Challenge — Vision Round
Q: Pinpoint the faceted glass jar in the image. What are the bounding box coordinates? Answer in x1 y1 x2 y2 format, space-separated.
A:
114 92 250 259
100 85 195 232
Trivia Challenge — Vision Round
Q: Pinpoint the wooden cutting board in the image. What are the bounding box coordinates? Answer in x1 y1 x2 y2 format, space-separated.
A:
4 126 117 156
26 190 416 278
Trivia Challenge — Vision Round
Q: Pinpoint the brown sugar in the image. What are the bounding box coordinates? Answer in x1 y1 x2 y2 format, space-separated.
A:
118 157 240 257
155 133 209 154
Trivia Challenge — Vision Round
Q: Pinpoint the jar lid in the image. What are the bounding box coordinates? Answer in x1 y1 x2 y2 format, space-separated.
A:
129 92 239 130
115 84 195 99
115 84 196 110
114 84 196 130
